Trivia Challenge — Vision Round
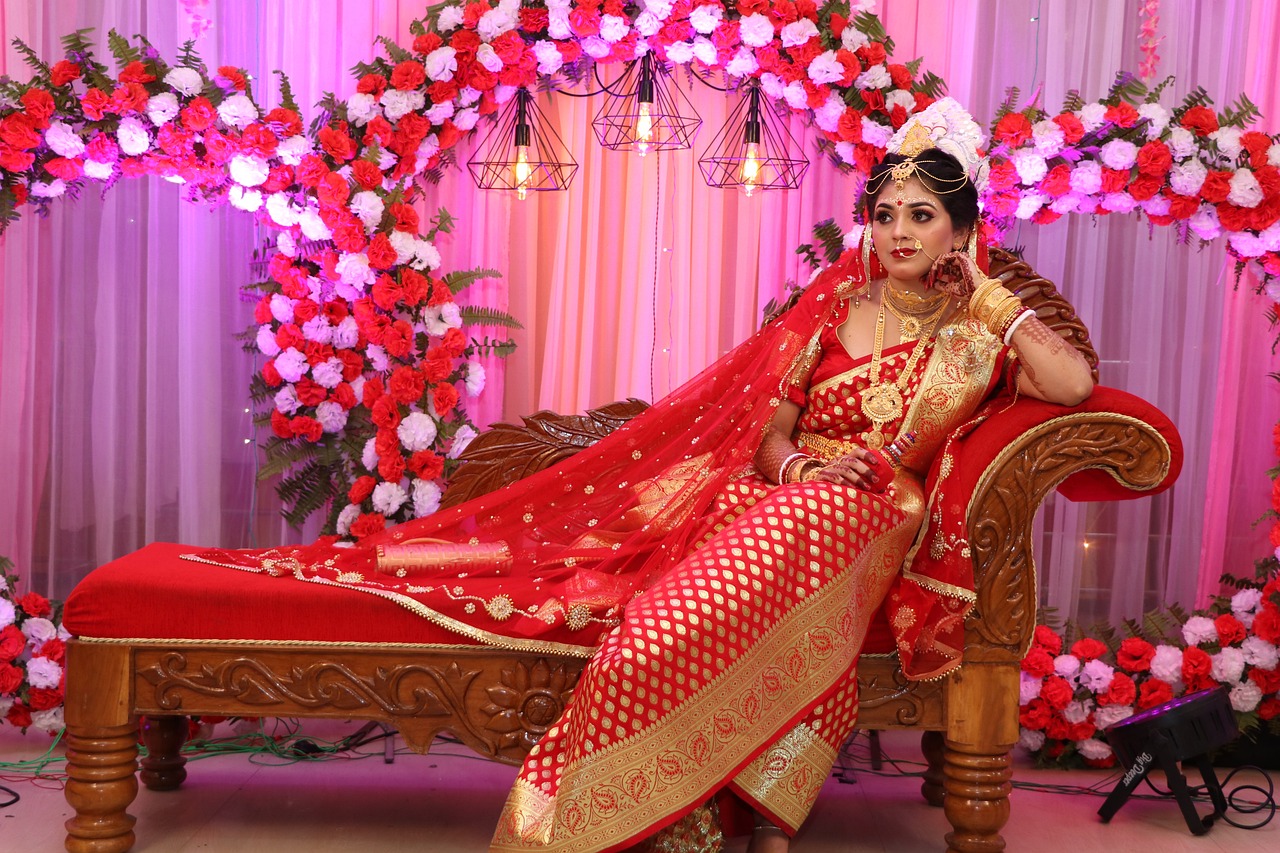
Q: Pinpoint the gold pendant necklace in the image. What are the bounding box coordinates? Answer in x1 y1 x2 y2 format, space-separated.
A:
882 285 948 341
860 289 952 449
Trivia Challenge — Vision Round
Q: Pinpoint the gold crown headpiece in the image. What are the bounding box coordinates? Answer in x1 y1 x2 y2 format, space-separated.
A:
865 98 989 197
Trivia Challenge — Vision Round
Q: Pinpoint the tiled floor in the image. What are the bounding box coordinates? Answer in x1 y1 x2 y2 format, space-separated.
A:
1 723 1275 851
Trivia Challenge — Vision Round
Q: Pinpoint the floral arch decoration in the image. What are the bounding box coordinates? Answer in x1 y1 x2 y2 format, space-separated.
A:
0 1 1278 541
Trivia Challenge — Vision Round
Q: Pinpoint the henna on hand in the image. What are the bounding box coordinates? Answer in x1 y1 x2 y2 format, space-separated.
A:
927 251 981 299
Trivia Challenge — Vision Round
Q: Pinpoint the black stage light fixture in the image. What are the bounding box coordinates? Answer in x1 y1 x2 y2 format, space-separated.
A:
1098 687 1240 834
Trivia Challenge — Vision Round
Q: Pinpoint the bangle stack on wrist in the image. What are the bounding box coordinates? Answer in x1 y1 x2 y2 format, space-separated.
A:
779 453 815 484
969 277 1027 339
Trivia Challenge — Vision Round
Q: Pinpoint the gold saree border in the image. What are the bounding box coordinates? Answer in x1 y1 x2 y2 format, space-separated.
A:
731 721 839 832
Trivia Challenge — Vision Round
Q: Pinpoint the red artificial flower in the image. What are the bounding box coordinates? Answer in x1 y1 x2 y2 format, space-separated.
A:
886 63 913 91
1180 105 1219 137
371 395 403 431
28 687 63 711
1100 168 1129 194
1253 604 1280 644
331 383 358 411
371 273 401 311
1137 678 1174 710
1104 102 1139 128
295 378 327 407
318 121 358 162
1135 140 1173 178
292 300 320 325
217 65 248 91
836 109 862 143
0 626 25 662
1250 665 1280 694
423 348 453 383
50 60 81 87
382 319 415 359
427 80 459 106
6 702 32 729
412 32 443 56
1097 671 1137 707
1019 697 1052 730
1039 164 1073 198
1128 175 1162 202
1116 637 1155 672
317 171 350 209
856 42 887 68
350 512 387 540
80 87 112 121
262 360 283 388
119 60 157 84
367 233 399 270
264 107 304 137
378 452 406 483
296 153 329 188
407 450 444 480
362 375 385 408
1243 130 1273 169
1069 637 1108 661
388 366 426 405
442 328 467 358
986 160 1019 193
1214 613 1247 646
17 591 51 618
290 415 323 443
348 475 377 504
390 60 427 92
432 383 459 416
0 663 25 694
375 428 399 460
1021 647 1056 678
993 112 1033 147
10 185 29 205
1052 112 1086 145
337 349 364 383
44 157 84 180
450 29 481 57
20 88 55 130
0 114 40 151
1166 191 1200 220
388 203 420 235
1181 646 1215 691
180 96 218 131
1040 675 1074 710
39 638 66 664
1032 624 1064 655
519 6 550 32
1259 697 1280 721
428 276 454 307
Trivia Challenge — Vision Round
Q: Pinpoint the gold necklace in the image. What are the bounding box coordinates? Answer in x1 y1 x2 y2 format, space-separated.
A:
883 285 947 340
859 292 951 449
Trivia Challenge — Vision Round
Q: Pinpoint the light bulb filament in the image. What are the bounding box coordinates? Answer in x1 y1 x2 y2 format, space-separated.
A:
636 101 654 157
741 142 761 197
514 145 531 201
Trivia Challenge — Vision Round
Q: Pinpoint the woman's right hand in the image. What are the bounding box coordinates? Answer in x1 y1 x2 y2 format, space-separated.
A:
804 447 888 492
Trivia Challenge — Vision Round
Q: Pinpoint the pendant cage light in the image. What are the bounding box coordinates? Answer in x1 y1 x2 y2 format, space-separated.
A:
698 79 809 196
591 53 702 156
467 87 578 199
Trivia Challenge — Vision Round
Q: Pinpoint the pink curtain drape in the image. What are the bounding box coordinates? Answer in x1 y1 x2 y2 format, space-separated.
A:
1 1 1275 631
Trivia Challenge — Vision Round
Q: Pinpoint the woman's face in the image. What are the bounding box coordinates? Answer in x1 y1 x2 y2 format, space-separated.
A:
869 177 966 283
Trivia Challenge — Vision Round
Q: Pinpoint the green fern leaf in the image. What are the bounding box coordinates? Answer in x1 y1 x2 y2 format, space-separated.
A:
459 306 524 329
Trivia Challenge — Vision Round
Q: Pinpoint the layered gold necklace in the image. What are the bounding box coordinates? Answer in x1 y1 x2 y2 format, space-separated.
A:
859 286 952 450
882 284 949 340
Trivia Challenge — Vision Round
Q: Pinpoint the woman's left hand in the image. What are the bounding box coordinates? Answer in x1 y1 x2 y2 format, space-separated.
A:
927 251 982 300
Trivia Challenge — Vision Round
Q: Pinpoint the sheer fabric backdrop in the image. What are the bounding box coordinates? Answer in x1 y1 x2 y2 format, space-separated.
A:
1 1 1275 631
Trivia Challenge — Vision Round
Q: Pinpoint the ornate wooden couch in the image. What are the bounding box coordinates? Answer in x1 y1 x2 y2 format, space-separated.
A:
60 249 1182 853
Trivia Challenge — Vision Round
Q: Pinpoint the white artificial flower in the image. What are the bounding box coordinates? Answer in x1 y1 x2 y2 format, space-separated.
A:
841 24 870 52
634 11 662 38
371 481 409 515
1012 149 1048 185
782 81 808 111
381 89 426 122
599 14 629 43
1141 194 1171 217
1015 192 1047 220
388 231 417 265
886 90 916 113
1189 207 1222 241
1077 739 1113 761
398 411 439 452
458 86 481 108
448 424 478 459
361 437 379 472
808 51 845 86
348 190 385 231
436 4 465 31
1100 192 1136 212
1019 673 1044 705
21 617 57 648
336 503 362 536
1168 127 1197 160
1018 728 1046 751
533 40 565 75
229 185 263 211
31 707 65 734
1079 659 1115 693
1053 654 1081 681
1211 647 1247 684
0 598 16 629
1241 636 1279 669
414 134 441 173
1094 704 1134 730
45 121 86 158
1050 193 1083 214
335 253 374 290
1233 588 1264 618
690 4 723 33
164 66 204 96
1138 103 1170 138
860 117 893 148
414 241 442 272
218 93 258 130
1078 102 1108 132
413 479 443 518
759 72 785 101
1181 615 1217 646
548 8 573 40
477 7 518 42
299 206 332 241
1229 232 1266 258
115 115 151 155
346 92 381 126
854 64 891 91
1230 681 1263 713
1100 138 1138 170
425 100 455 125
266 194 300 229
1169 159 1207 196
425 46 459 83
840 215 860 243
1210 126 1243 159
312 357 345 389
1069 160 1103 195
692 37 717 66
1228 168 1264 208
274 348 310 383
83 159 114 180
464 361 486 396
1269 143 1280 166
269 388 296 421
812 91 846 133
1032 120 1065 157
332 316 359 349
269 293 295 323
147 92 180 126
440 302 462 328
315 400 349 434
229 154 270 187
780 18 818 47
475 43 504 74
1062 699 1093 725
276 135 313 166
366 343 390 372
257 326 282 357
1150 644 1184 683
32 178 68 196
666 41 694 64
739 14 775 48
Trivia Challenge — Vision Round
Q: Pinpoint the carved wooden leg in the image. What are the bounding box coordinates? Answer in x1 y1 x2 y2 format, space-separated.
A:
64 723 139 853
140 715 188 791
920 729 945 807
942 742 1012 853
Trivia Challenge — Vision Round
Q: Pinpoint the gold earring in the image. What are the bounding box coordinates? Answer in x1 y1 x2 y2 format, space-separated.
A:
966 223 979 260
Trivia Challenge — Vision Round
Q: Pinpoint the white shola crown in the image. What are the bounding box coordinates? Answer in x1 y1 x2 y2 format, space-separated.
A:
886 97 990 192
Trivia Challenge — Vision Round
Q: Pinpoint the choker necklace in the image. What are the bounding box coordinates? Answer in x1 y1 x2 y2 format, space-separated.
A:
883 285 949 340
860 290 951 450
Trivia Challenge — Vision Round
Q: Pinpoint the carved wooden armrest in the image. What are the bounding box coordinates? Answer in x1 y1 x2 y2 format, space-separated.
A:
954 386 1183 663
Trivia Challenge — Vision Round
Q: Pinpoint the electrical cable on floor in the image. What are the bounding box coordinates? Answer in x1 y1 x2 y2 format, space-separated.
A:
1141 765 1276 830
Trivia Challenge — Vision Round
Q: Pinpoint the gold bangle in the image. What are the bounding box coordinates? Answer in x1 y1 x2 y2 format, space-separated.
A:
987 295 1025 337
970 277 1006 309
972 286 1013 326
